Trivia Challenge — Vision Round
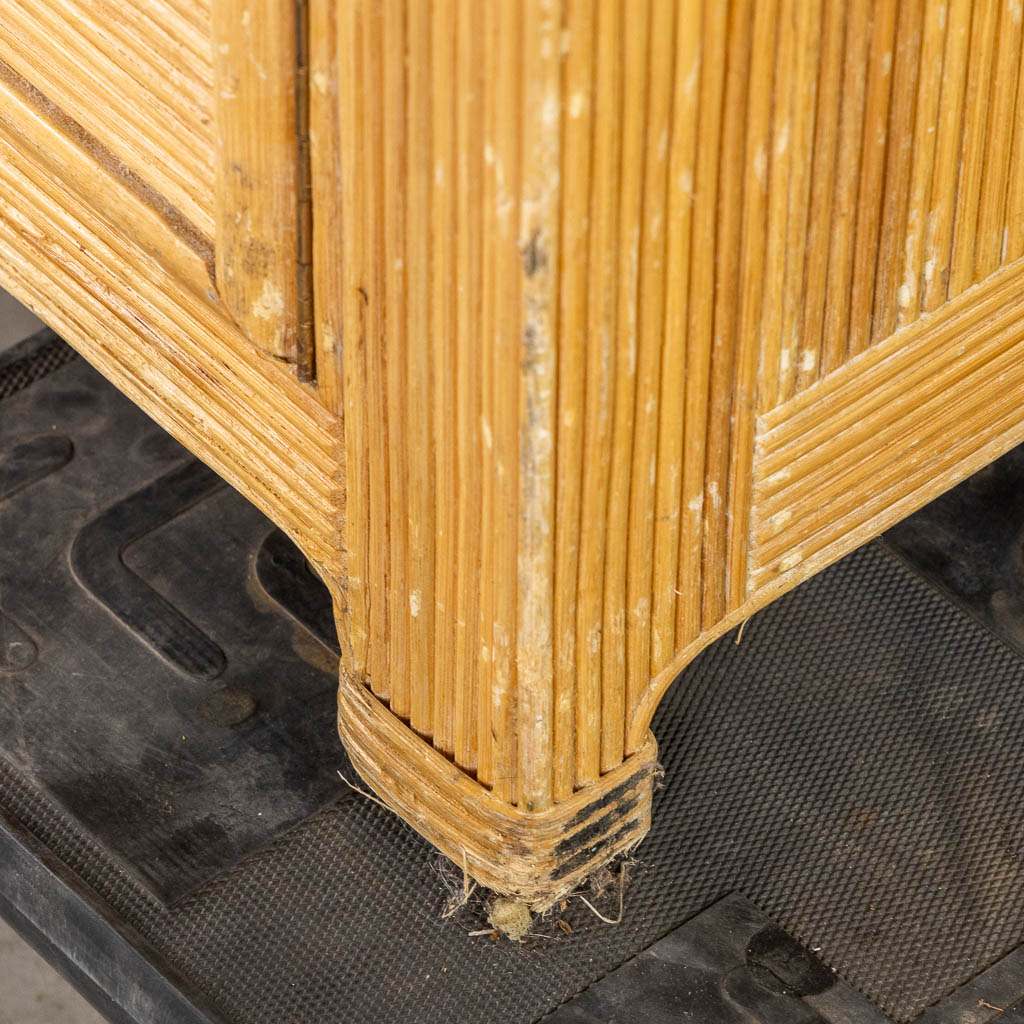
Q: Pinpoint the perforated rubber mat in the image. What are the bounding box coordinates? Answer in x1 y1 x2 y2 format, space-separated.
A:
4 337 1024 1023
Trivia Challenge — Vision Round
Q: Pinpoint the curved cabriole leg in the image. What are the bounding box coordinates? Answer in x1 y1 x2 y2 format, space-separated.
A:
319 1 674 907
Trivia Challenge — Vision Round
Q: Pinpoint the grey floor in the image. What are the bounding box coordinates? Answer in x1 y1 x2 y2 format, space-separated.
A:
0 287 106 1023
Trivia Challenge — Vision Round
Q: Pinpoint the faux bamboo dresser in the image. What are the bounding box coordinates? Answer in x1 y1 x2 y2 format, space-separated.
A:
1 0 1022 906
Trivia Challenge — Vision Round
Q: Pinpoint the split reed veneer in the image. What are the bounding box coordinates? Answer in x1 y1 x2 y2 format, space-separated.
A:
2 0 1024 906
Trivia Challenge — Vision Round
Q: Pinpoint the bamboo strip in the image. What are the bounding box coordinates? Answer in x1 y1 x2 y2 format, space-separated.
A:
309 0 344 408
974 0 1023 279
0 147 335 530
457 0 485 783
516 0 560 813
161 0 210 36
777 0 821 402
212 0 302 363
362 2 392 701
475 0 497 791
651 2 700 675
631 394 1024 751
725 0 775 609
575 0 621 787
1005 26 1024 262
62 0 212 107
921 0 972 309
898 0 947 328
0 151 339 567
404 0 434 739
337 0 370 675
793 0 843 397
754 351 1024 576
626 0 674 731
758 0 795 415
382 0 409 719
105 0 213 74
701 0 751 629
676 0 727 647
948 0 999 297
431 0 460 763
0 1 214 232
845 0 897 360
0 73 335 467
871 0 923 346
488 0 522 802
553 0 593 801
601 0 647 774
819 0 870 376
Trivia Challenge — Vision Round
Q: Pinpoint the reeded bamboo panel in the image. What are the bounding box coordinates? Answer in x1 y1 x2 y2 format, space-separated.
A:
316 0 1024 838
4 0 1024 900
0 51 343 590
0 0 216 237
0 0 312 369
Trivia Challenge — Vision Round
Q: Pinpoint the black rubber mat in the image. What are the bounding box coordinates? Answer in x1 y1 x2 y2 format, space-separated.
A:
0 341 345 903
882 443 1024 661
4 336 1024 1023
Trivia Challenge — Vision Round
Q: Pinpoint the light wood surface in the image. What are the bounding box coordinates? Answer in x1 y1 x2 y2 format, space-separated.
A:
3 0 1024 901
0 0 215 237
211 0 310 369
0 63 343 587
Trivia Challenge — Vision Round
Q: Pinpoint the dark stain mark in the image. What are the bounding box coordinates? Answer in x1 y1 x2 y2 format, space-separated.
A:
564 767 651 832
520 228 547 278
553 793 642 860
550 808 645 882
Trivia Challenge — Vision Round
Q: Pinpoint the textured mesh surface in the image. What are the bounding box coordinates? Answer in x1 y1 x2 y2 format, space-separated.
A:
0 328 77 399
3 544 1024 1023
3 338 1024 1023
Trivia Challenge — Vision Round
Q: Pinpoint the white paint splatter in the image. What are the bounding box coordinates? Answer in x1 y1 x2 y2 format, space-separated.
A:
252 279 285 321
542 93 560 126
409 590 422 617
753 143 768 187
775 122 790 158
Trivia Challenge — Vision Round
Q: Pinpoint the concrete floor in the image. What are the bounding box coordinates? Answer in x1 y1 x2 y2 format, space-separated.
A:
1 288 106 1023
